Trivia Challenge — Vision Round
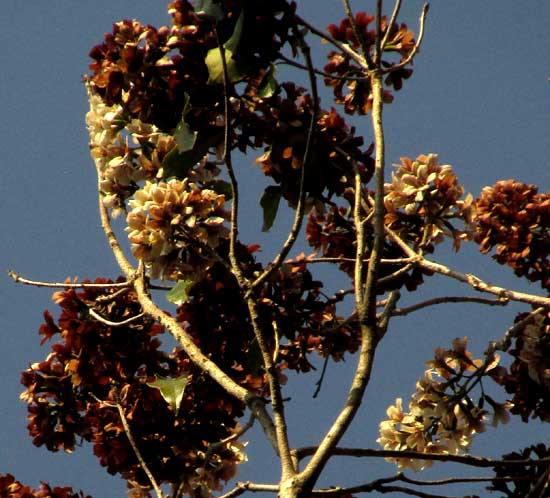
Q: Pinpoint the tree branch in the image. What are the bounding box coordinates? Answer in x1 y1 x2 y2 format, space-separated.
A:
250 21 319 293
386 225 550 308
392 295 508 317
8 271 132 289
115 400 163 498
94 163 279 454
292 446 550 469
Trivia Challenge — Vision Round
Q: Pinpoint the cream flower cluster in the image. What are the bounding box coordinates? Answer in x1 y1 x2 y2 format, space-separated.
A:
86 83 175 217
126 179 229 280
377 340 504 471
518 315 550 385
384 154 473 247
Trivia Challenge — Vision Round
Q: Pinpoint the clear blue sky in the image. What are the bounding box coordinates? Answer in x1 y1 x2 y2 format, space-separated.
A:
2 2 549 497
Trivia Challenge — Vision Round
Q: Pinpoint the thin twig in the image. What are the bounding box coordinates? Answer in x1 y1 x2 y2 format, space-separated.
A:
215 26 247 288
312 355 330 399
342 0 374 69
295 15 369 70
385 225 550 308
88 308 145 327
383 3 429 73
8 271 131 289
488 306 547 354
377 290 400 340
392 295 509 317
379 0 402 53
293 446 550 469
249 21 319 294
278 55 368 82
115 400 163 498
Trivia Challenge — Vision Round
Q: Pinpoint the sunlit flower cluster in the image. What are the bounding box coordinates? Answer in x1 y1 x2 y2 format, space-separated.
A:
377 338 505 471
384 154 473 249
126 179 229 280
86 84 175 217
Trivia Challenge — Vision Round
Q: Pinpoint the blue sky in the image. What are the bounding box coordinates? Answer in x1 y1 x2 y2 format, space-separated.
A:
2 2 549 497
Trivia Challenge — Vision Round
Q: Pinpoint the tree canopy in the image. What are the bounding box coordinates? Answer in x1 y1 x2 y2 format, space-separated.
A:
5 2 550 498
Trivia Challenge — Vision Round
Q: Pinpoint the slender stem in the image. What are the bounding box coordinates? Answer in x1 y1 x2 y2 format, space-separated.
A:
250 23 318 293
362 71 386 321
392 295 508 317
88 308 145 327
215 27 247 288
383 4 429 73
245 297 295 477
293 446 550 469
116 401 163 498
386 225 550 308
295 15 369 70
8 271 131 289
342 0 374 69
379 0 402 52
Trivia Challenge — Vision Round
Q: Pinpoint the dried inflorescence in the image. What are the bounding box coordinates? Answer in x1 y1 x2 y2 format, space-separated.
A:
472 179 550 290
0 474 91 498
126 179 229 280
493 312 550 422
488 444 550 497
384 154 473 250
377 338 508 471
20 282 246 495
324 13 415 115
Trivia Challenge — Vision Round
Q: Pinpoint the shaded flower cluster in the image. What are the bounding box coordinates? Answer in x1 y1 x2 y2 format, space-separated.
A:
126 179 229 280
377 338 506 471
324 12 415 115
493 311 550 422
0 474 91 498
20 282 245 495
177 249 364 379
384 154 473 250
306 199 428 292
488 444 550 497
472 179 550 290
253 84 374 206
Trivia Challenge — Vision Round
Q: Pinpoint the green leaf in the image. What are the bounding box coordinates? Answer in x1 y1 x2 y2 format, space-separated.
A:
147 374 190 412
193 0 224 20
173 118 198 153
258 64 278 99
166 279 194 305
260 185 282 232
205 12 246 84
162 131 225 179
204 179 233 200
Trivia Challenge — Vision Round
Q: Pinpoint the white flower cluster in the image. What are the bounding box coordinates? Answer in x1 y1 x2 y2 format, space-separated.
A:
86 82 175 217
377 340 505 471
384 154 473 247
126 179 229 280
